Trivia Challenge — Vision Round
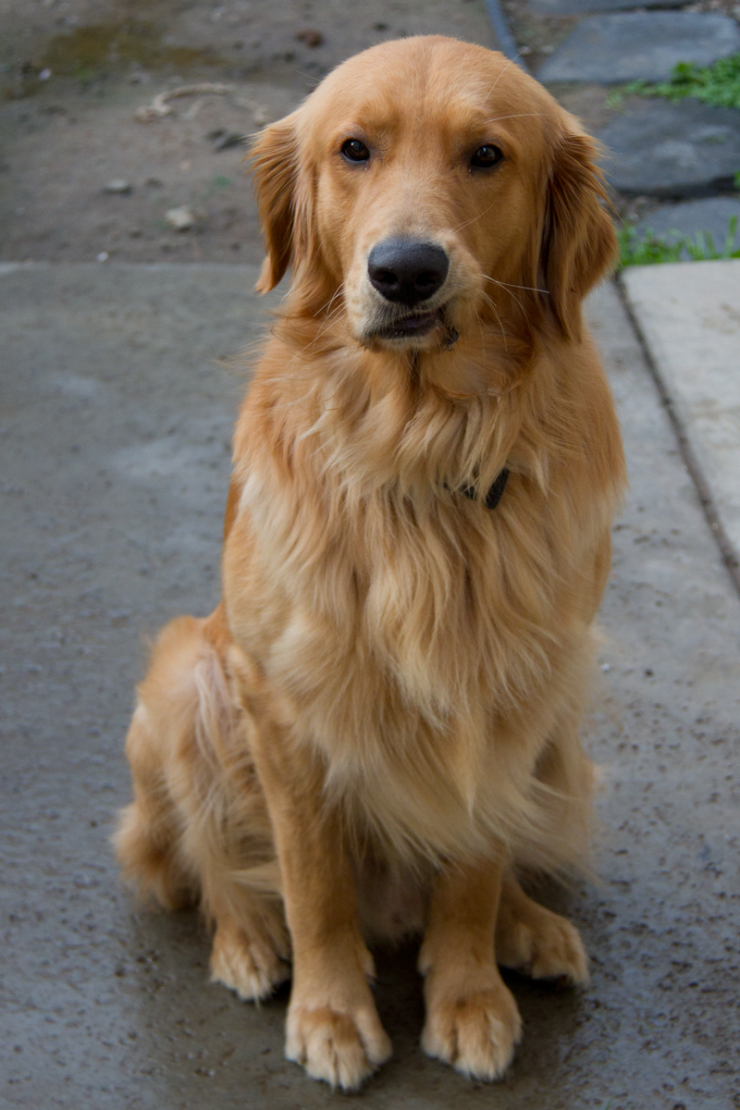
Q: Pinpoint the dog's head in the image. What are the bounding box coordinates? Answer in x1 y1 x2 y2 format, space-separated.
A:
251 37 616 349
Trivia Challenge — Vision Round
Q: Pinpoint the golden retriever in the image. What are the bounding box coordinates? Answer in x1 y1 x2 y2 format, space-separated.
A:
115 35 626 1090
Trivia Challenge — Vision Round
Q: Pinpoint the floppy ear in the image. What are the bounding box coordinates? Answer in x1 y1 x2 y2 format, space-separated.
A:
250 114 301 293
540 132 617 338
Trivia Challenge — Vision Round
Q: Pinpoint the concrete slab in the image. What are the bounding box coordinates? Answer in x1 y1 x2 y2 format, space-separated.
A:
596 99 740 198
621 259 740 562
538 12 740 83
636 197 740 257
1 264 739 1110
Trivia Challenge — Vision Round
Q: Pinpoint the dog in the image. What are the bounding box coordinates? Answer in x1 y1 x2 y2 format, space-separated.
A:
115 35 626 1091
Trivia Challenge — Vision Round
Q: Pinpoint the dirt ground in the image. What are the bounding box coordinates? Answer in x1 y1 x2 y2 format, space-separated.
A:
3 0 740 261
0 0 498 265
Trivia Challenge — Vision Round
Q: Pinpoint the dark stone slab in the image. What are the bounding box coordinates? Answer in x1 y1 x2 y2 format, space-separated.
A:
596 99 740 197
635 197 740 257
637 197 740 241
530 0 686 13
538 12 740 84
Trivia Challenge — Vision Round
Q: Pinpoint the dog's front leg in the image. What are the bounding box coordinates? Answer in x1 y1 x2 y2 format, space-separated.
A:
419 853 522 1080
250 720 392 1091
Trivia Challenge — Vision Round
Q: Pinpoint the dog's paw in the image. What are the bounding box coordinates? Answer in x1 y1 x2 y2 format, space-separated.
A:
422 979 522 1081
286 1003 392 1091
496 899 589 986
210 921 289 1001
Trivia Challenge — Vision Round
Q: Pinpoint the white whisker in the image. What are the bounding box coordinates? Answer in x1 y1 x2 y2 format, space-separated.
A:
482 113 545 125
482 277 549 294
301 286 346 354
451 196 500 234
486 280 524 314
478 289 508 351
483 57 517 97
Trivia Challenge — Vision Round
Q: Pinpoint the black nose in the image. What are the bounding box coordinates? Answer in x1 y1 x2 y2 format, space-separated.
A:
367 238 449 306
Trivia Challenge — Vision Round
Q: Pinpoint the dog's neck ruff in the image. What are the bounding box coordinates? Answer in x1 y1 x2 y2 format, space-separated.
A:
462 467 510 510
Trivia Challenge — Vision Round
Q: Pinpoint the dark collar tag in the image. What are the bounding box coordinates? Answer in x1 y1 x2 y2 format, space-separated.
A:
462 467 510 511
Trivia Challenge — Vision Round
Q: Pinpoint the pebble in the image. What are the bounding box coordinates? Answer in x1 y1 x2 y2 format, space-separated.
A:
296 29 324 47
165 206 197 231
103 180 133 195
212 131 247 151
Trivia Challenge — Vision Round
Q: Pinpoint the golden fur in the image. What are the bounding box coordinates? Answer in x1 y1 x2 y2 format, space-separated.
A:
115 36 626 1090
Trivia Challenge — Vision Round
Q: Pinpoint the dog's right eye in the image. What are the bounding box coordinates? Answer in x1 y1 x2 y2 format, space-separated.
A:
471 144 504 169
341 138 370 163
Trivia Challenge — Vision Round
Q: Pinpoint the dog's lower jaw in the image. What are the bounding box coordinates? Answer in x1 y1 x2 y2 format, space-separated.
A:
355 296 457 350
360 318 460 355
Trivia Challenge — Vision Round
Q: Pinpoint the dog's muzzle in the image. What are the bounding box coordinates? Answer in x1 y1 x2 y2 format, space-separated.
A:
365 238 451 343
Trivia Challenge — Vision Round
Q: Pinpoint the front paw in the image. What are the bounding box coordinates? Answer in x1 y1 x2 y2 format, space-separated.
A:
422 975 522 1081
286 1001 392 1091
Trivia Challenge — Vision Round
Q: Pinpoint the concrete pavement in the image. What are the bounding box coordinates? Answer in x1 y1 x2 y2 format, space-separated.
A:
621 259 740 579
1 263 739 1110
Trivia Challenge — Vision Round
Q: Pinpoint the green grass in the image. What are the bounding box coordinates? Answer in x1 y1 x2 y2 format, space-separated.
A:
618 215 740 267
625 52 740 111
605 89 626 111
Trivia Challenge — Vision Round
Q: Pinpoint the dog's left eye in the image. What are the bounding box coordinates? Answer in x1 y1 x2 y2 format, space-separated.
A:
341 139 370 163
471 144 503 169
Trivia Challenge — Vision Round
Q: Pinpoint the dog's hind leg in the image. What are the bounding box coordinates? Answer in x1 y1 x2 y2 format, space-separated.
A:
495 870 589 985
205 882 290 1003
179 781 290 1002
493 713 592 986
174 762 291 1003
115 613 290 1000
